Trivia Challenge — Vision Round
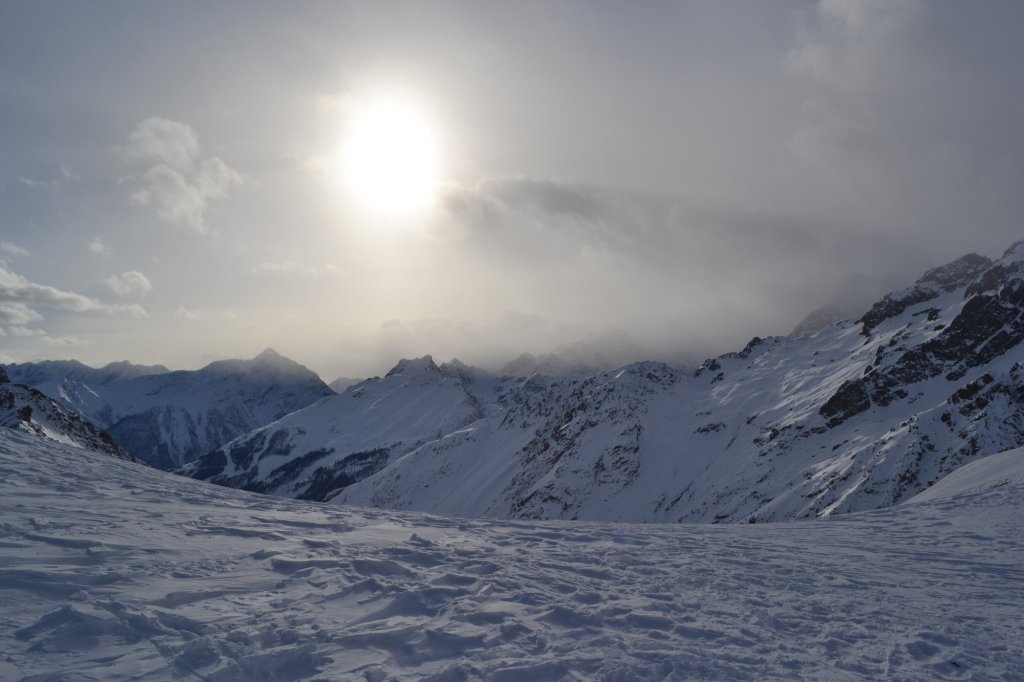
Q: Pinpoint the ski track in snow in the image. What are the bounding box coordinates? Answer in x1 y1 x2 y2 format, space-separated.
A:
1 431 1022 681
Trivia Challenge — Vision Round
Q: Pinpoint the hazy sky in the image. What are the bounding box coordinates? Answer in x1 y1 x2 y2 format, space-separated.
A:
2 1 1023 379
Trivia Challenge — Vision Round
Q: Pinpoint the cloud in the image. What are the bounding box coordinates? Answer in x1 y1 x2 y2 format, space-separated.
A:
19 176 59 191
174 307 238 322
0 263 147 317
123 117 243 232
250 260 330 276
59 163 80 183
422 175 930 362
104 270 152 297
786 0 924 93
41 334 90 347
124 117 199 170
8 325 43 337
0 242 29 258
777 0 1024 263
88 238 112 257
8 325 91 347
0 303 43 325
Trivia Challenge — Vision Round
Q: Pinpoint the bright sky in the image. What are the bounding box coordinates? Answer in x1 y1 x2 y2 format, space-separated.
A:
2 1 1023 380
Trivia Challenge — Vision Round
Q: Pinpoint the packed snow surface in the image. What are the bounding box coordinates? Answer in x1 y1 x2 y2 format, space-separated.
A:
1 430 1022 681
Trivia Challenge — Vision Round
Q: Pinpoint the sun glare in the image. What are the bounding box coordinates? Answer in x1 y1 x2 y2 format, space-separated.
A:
340 98 440 215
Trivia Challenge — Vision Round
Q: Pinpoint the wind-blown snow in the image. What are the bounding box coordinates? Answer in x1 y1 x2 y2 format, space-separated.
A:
2 430 1021 680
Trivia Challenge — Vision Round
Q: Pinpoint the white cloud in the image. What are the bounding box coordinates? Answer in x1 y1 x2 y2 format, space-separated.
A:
89 238 112 257
174 306 203 321
0 263 147 318
7 325 91 347
9 325 44 337
41 334 90 347
251 260 322 276
104 270 152 297
0 302 43 325
174 307 237 322
124 117 199 170
0 242 29 258
59 163 80 183
19 176 59 191
123 117 243 233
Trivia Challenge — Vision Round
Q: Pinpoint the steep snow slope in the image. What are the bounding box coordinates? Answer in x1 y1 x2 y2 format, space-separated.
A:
1 429 1022 680
9 349 333 470
0 366 135 460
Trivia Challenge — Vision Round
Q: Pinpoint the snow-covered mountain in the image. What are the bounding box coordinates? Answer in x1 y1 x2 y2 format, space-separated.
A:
327 376 361 393
0 366 135 460
7 349 333 470
3 425 1023 680
4 359 170 427
178 356 493 500
183 241 1024 523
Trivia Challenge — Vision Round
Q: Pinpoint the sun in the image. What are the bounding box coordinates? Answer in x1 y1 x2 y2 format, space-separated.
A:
339 97 440 215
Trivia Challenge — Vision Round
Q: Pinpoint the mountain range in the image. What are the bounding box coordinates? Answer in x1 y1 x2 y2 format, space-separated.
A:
179 241 1024 523
5 348 333 469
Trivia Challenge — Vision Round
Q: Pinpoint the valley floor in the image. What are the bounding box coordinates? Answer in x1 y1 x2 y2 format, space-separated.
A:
1 431 1022 681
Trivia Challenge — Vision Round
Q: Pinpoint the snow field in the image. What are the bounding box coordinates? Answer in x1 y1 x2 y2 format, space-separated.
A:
1 431 1022 680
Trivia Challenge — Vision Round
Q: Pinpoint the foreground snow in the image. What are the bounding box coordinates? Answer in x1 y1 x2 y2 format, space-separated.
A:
1 432 1022 681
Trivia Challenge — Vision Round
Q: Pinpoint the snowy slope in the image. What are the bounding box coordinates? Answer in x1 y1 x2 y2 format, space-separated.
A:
0 366 135 461
905 446 1024 504
1 429 1022 680
181 242 1024 524
9 349 333 470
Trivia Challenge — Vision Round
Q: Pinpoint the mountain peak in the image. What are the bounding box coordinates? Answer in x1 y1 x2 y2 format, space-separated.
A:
439 358 488 383
255 347 283 361
1003 239 1024 260
247 348 304 371
918 253 992 291
385 355 439 378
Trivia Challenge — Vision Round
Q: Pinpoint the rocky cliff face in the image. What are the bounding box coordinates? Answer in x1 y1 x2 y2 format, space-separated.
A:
183 241 1024 523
